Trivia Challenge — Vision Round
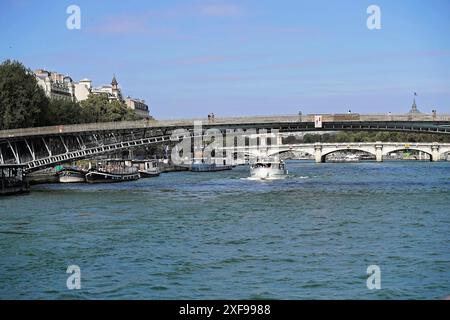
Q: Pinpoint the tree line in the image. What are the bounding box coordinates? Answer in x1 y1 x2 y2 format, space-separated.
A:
0 60 139 130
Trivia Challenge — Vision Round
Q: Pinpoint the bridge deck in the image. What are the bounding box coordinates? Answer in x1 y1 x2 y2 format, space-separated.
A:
1 113 450 139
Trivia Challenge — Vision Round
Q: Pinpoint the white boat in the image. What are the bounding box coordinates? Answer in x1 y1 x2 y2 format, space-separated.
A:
57 167 87 183
132 160 161 178
85 169 140 183
138 168 160 178
85 160 140 183
249 159 288 180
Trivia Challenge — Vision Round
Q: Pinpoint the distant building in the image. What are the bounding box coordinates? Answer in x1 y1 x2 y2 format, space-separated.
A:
409 98 421 114
74 78 92 102
36 70 151 118
91 75 123 102
35 69 75 101
125 97 150 118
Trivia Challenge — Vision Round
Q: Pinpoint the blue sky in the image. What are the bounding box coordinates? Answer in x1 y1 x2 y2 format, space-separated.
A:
1 0 449 118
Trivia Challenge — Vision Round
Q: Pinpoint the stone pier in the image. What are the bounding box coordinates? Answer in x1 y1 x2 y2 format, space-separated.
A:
314 143 324 163
431 143 440 162
375 142 383 162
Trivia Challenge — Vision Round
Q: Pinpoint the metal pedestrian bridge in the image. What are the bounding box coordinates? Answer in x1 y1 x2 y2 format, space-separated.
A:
0 113 449 171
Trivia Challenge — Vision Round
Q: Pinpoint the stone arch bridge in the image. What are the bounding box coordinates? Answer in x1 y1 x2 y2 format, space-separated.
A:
246 142 450 162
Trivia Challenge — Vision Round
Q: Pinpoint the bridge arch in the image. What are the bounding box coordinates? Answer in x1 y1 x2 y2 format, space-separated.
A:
383 146 443 161
230 150 260 159
266 148 315 159
382 147 433 161
267 147 315 157
440 149 450 161
321 148 376 158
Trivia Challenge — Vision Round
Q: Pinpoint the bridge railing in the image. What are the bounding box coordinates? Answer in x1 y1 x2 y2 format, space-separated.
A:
299 114 450 122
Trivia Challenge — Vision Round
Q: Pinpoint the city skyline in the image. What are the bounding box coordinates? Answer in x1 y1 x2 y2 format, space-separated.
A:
1 0 450 118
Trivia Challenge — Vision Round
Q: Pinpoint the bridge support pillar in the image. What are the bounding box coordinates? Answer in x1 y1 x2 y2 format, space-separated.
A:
375 142 383 162
314 144 324 163
276 134 283 146
259 135 267 148
431 143 440 162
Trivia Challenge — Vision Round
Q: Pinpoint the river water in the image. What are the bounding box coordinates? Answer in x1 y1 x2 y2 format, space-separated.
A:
0 161 449 299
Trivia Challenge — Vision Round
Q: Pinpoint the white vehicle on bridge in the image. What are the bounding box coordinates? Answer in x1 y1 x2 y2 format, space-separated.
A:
249 159 288 180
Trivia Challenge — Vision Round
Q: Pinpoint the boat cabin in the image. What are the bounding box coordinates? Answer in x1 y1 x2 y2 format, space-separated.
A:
252 161 286 170
131 160 159 172
91 159 137 174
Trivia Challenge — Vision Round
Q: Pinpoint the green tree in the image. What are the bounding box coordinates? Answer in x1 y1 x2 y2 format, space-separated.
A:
43 99 83 125
0 60 49 129
303 134 322 143
335 132 350 142
106 99 138 121
322 133 331 142
80 94 138 123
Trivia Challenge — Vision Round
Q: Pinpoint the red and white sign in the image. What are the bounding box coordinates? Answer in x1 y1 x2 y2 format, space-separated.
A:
314 115 323 128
